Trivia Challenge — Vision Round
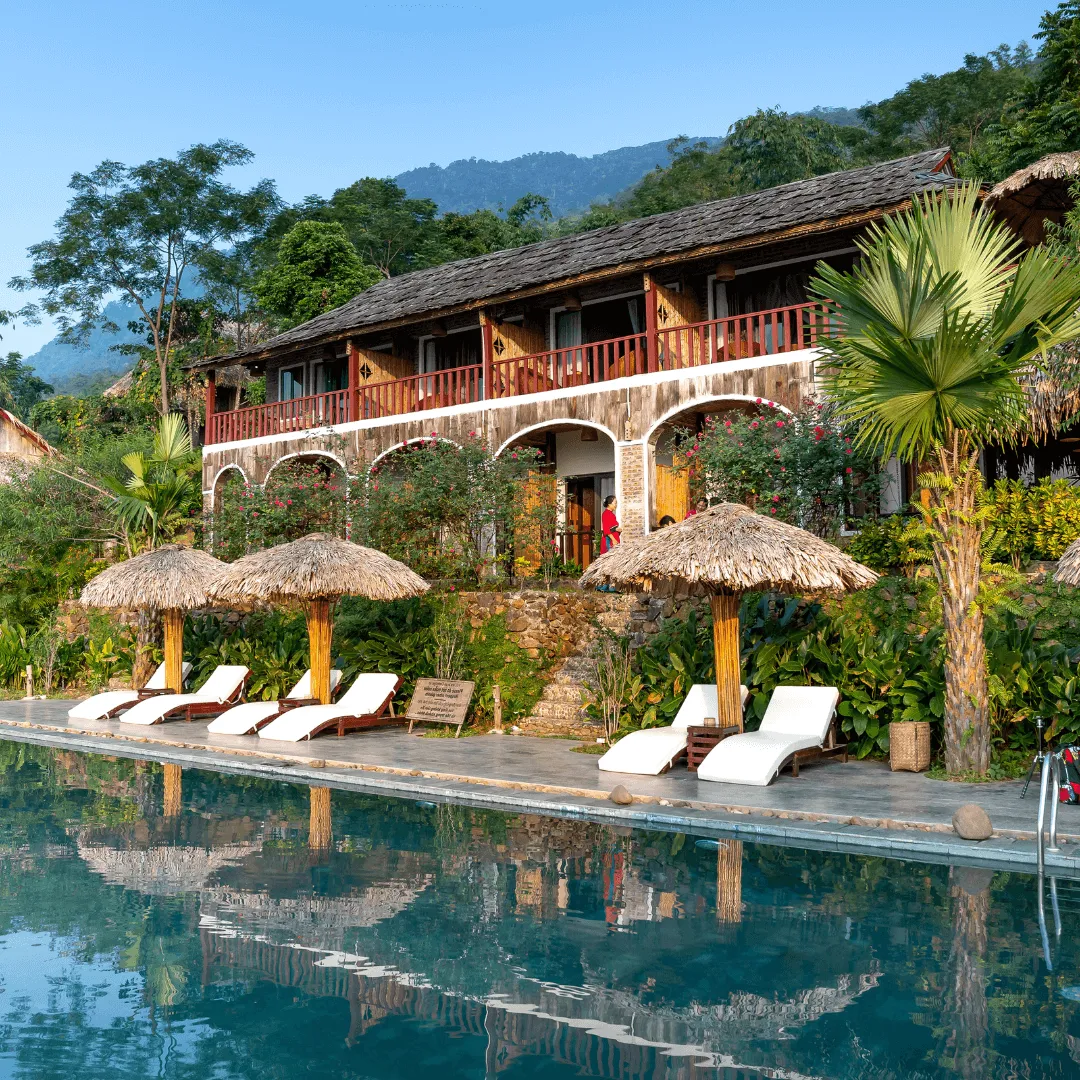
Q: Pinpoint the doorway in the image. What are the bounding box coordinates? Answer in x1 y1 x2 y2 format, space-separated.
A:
563 473 615 569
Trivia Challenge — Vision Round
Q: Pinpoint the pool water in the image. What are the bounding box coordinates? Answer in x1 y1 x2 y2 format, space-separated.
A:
0 747 1077 1079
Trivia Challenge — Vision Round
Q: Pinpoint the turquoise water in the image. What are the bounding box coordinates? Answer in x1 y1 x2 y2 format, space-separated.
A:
0 747 1077 1078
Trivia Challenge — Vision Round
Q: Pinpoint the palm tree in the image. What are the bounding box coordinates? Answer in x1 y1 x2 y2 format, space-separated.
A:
812 185 1080 775
104 413 199 551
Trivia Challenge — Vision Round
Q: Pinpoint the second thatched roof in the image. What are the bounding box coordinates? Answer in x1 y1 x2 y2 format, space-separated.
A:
986 151 1080 245
1055 539 1080 587
208 533 429 604
81 545 227 611
580 503 878 597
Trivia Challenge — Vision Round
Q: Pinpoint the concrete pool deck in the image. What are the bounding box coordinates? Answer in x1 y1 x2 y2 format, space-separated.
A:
1 698 1076 874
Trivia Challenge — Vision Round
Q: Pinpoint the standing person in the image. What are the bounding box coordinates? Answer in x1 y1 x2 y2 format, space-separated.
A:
601 495 621 553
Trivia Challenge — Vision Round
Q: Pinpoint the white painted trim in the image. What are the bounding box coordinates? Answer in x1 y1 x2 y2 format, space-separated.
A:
644 393 796 447
368 435 463 472
210 462 249 492
493 418 618 459
202 348 822 457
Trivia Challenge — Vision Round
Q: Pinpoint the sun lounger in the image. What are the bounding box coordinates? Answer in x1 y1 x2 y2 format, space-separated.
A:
598 683 748 775
696 685 843 787
118 665 249 726
257 672 402 742
207 669 343 735
68 661 192 720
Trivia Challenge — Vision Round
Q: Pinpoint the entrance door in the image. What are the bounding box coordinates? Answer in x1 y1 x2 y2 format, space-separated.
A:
564 477 596 569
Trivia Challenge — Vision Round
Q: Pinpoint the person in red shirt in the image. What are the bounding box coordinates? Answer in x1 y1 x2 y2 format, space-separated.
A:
601 495 621 553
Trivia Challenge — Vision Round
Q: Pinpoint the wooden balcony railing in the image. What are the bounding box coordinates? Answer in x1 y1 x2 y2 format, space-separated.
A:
204 302 827 444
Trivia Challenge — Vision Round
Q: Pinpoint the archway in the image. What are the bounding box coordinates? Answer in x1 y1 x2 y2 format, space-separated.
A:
500 420 619 572
210 465 251 559
263 452 349 542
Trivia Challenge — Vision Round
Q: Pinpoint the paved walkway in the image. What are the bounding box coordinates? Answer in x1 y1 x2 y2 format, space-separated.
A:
0 699 1073 873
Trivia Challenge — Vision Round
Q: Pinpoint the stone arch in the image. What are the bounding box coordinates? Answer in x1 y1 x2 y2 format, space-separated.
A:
263 451 350 540
368 435 463 474
210 463 249 512
644 394 795 532
263 449 349 488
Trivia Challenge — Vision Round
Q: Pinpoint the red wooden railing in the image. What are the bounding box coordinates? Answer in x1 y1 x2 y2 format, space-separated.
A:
208 388 350 444
357 364 482 419
205 302 830 443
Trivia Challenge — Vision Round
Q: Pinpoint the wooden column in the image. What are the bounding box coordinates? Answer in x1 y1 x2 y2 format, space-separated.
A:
163 763 182 818
309 785 332 851
347 340 360 421
709 591 743 731
479 311 494 400
204 369 216 443
644 274 659 373
716 839 743 923
162 608 185 693
306 597 334 704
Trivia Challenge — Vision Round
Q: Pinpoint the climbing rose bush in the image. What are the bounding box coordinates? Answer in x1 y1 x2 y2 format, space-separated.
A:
677 398 883 537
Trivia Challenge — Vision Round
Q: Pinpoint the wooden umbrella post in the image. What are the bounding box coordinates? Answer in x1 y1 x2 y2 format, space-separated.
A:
709 590 744 732
309 785 332 851
163 763 182 818
162 609 185 692
716 839 743 923
306 597 334 704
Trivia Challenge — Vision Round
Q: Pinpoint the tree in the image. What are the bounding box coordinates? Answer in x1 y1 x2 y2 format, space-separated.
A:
812 185 1080 775
0 353 53 419
253 221 381 328
11 141 278 414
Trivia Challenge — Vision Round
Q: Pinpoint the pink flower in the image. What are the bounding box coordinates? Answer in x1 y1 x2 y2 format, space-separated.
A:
772 494 779 502
755 397 762 404
845 448 853 455
845 467 853 475
724 420 732 428
252 511 259 517
770 508 777 514
287 499 292 505
767 400 776 408
511 452 518 459
775 420 784 428
449 585 456 592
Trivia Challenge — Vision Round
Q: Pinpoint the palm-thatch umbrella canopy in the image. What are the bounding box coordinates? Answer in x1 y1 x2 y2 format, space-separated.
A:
986 151 1080 246
1054 539 1080 587
80 544 226 691
580 503 877 730
208 533 428 704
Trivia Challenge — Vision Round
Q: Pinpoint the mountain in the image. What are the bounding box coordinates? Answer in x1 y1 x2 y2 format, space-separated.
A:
394 137 723 217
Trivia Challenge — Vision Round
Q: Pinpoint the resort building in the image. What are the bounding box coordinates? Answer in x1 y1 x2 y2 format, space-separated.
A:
194 149 965 564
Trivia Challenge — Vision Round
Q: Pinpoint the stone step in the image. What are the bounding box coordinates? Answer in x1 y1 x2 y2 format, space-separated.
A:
530 700 588 722
542 683 587 705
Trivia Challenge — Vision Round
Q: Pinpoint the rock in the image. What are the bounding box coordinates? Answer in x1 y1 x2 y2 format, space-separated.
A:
609 784 634 806
309 759 326 769
952 803 993 841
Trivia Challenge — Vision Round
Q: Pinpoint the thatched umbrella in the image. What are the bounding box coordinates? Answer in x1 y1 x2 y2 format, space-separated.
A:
80 544 226 692
207 533 428 704
580 503 877 730
986 151 1080 246
1054 540 1080 587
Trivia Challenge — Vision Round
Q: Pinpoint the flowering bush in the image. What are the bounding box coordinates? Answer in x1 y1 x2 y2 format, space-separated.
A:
676 397 883 537
353 433 543 583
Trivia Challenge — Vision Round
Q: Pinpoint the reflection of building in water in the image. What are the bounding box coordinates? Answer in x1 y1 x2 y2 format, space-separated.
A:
199 912 879 1080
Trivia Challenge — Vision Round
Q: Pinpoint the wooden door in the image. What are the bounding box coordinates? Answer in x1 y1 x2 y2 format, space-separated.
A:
564 478 596 569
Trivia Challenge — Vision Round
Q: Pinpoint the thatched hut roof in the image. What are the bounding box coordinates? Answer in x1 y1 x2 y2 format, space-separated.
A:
986 151 1080 245
1055 538 1080 587
579 503 877 597
208 533 429 604
80 544 227 611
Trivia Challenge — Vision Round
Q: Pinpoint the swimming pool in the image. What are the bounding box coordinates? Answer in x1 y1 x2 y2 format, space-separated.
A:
0 745 1076 1079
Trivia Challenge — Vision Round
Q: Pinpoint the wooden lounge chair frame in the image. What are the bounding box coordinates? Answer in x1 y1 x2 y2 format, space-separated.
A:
304 676 403 739
779 714 848 778
175 680 247 722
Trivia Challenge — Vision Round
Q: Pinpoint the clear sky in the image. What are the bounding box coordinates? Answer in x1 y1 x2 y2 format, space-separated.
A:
0 0 1052 357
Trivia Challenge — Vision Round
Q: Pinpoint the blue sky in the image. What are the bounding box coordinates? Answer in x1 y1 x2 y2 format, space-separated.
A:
0 0 1052 358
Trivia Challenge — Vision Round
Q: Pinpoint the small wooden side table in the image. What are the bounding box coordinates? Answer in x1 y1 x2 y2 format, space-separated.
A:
686 724 741 771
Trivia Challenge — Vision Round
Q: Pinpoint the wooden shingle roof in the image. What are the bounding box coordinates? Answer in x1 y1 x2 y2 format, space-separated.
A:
198 148 954 368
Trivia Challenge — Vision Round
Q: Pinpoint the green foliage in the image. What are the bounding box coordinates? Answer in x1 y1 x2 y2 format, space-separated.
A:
253 220 381 328
0 352 53 419
677 398 882 538
844 515 934 575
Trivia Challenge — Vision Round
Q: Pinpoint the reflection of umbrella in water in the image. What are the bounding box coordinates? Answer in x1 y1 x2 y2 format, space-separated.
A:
77 838 258 896
581 503 876 730
208 533 427 704
80 544 226 691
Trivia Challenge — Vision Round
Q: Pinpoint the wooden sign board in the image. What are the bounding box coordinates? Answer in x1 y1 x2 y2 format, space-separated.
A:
406 679 475 737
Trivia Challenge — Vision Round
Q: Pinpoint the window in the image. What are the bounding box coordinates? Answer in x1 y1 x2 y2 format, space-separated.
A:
315 359 348 393
280 365 306 400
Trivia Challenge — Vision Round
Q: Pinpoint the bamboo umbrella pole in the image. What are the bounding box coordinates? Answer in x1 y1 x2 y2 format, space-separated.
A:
309 786 332 851
716 839 743 923
163 763 182 818
709 591 743 732
162 609 185 693
305 598 334 705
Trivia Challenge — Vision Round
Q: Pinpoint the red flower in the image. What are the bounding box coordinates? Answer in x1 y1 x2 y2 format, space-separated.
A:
755 397 762 403
723 420 732 428
772 494 780 502
750 421 758 429
845 467 853 475
775 420 784 428
770 508 777 514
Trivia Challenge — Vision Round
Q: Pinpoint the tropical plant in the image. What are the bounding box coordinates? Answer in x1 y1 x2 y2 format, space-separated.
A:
812 184 1080 775
583 634 636 744
103 413 200 550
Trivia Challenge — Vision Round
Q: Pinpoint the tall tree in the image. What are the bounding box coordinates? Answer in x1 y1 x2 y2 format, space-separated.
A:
0 353 53 419
10 141 278 414
813 185 1080 775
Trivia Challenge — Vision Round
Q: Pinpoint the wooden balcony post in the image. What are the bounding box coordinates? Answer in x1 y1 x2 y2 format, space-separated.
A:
204 368 216 443
347 339 360 421
644 273 659 373
479 311 493 400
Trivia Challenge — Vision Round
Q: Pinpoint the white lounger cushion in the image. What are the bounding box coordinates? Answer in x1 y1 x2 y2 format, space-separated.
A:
119 665 249 726
68 662 192 720
207 669 343 736
697 685 840 787
258 672 400 742
598 684 748 776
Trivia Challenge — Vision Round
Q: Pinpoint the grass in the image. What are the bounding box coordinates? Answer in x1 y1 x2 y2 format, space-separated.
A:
926 748 1033 782
571 743 608 755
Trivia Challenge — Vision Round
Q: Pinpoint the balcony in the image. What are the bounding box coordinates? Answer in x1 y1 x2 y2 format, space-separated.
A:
205 301 831 445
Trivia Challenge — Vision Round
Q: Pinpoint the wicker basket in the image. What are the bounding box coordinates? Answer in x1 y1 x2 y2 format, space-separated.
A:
889 721 931 772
